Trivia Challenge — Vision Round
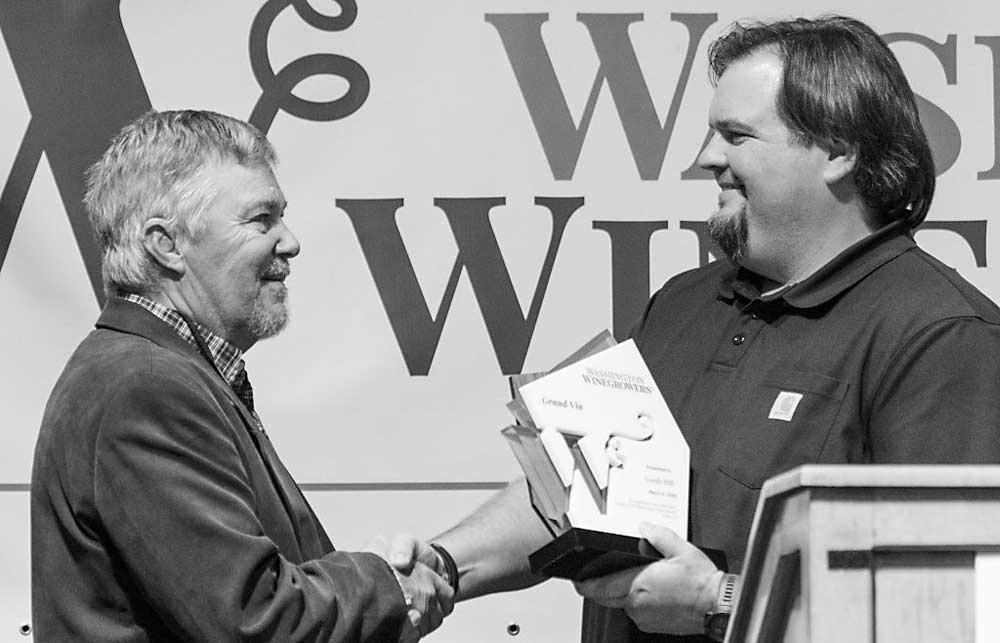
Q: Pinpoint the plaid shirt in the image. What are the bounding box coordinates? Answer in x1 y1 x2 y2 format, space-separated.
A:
119 294 254 412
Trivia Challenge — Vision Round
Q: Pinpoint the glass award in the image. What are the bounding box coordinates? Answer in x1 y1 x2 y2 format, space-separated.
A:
502 333 693 580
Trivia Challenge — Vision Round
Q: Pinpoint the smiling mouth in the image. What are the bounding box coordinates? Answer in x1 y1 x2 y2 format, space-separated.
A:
260 260 290 282
715 184 748 212
261 272 288 282
717 184 747 202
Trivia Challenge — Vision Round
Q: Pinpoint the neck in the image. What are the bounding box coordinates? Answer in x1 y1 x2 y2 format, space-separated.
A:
747 204 876 286
148 283 254 352
144 286 199 324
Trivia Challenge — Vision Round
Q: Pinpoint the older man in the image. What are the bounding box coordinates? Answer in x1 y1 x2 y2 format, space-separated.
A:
406 15 1000 643
31 110 453 641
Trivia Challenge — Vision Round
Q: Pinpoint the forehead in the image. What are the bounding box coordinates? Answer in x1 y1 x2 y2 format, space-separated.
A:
708 49 784 128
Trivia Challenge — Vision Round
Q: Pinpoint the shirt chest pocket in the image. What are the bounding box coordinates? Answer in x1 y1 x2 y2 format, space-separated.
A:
715 369 849 489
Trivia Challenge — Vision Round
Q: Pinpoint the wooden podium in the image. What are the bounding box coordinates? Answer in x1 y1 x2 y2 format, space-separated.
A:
727 465 1000 643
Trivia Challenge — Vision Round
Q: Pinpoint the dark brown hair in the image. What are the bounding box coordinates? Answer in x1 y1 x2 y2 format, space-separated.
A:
708 15 935 228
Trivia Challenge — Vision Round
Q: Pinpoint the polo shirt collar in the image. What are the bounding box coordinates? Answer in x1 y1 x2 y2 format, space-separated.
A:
718 219 916 309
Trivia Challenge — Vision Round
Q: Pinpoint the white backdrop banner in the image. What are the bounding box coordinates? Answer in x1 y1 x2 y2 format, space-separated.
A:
2 1 999 640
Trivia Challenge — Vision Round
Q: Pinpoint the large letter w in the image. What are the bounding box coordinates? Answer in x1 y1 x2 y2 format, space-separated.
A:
486 13 717 180
339 197 582 375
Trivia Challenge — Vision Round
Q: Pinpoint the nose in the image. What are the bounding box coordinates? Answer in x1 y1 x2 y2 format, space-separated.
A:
275 218 301 258
696 130 726 172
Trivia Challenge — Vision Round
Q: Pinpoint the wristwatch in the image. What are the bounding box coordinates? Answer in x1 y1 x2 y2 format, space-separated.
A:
704 573 739 642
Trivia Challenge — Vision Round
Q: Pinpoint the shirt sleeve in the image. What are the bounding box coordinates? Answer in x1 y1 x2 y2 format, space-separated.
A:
92 364 407 642
868 316 1000 463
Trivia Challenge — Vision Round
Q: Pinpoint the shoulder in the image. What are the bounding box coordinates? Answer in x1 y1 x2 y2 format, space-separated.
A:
867 246 1000 328
855 246 1000 390
41 327 227 445
901 247 1000 321
68 327 214 394
34 327 232 503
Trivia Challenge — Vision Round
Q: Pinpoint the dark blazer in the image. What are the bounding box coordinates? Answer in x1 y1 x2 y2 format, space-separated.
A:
31 297 407 642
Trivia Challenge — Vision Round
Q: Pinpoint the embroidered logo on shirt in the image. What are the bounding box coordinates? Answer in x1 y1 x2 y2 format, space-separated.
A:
768 391 803 421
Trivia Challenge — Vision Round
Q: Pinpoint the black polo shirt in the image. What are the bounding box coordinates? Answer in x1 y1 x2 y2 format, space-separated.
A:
583 220 1000 643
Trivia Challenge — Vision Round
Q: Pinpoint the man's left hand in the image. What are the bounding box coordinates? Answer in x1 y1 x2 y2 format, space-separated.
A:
573 522 723 635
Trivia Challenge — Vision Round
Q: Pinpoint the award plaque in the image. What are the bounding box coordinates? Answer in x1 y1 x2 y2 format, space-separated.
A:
502 332 694 581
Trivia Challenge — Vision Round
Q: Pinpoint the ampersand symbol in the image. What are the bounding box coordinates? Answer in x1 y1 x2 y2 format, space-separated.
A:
248 0 370 133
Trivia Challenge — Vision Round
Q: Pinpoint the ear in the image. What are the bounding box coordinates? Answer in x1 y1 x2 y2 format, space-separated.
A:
142 218 186 276
823 139 859 184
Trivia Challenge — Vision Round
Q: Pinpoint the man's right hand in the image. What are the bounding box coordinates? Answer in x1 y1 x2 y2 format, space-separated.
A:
365 535 455 641
573 522 722 635
393 561 454 642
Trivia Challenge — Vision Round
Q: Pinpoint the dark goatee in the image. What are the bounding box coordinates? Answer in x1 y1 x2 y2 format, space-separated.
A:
706 209 748 265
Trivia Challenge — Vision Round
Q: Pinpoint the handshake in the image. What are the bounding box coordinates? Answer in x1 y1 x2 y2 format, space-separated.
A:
364 518 729 641
365 534 459 642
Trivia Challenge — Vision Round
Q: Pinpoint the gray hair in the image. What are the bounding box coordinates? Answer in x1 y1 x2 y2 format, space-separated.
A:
84 110 277 296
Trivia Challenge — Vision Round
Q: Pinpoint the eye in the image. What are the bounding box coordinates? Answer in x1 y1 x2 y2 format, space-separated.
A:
722 129 750 144
249 213 275 229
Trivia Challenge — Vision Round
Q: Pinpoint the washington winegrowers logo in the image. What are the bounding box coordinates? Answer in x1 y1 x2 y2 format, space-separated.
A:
0 3 997 374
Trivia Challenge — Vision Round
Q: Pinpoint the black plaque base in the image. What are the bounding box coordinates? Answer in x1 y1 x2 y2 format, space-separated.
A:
529 529 659 581
529 528 728 581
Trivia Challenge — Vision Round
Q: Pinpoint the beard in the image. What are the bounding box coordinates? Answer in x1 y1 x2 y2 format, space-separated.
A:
249 284 288 340
249 259 290 340
707 204 749 265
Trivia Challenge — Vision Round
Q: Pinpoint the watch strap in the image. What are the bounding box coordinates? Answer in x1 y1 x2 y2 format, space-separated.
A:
704 573 739 641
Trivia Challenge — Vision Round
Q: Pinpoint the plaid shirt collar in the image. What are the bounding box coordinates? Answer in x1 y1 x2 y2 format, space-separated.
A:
119 293 246 387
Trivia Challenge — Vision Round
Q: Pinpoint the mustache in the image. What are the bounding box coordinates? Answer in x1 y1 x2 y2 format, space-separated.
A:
261 259 291 280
